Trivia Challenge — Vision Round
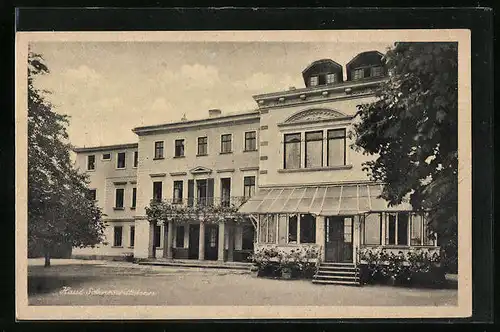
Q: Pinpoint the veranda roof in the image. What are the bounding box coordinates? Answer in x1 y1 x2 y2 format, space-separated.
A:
238 183 412 216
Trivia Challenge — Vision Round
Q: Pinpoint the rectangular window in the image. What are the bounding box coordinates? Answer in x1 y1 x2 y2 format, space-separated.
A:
220 178 231 207
153 225 161 248
87 189 97 201
174 139 185 157
130 226 135 247
154 141 164 159
117 152 126 169
102 153 111 160
244 131 257 151
353 68 365 80
305 131 323 168
173 180 183 204
197 137 208 155
371 66 384 77
299 214 316 243
397 212 409 245
243 176 256 199
288 215 298 243
363 213 382 245
221 134 232 153
153 181 162 202
277 214 288 244
326 73 337 84
115 188 124 208
410 213 423 245
87 155 95 170
327 129 346 166
344 217 353 243
176 225 185 248
386 212 409 246
284 133 301 169
258 214 276 244
309 76 319 86
386 213 397 245
113 226 123 247
131 188 137 208
133 151 138 167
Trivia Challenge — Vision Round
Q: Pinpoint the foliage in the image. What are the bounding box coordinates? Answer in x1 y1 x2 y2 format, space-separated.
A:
351 42 458 264
250 246 319 279
28 51 106 266
357 247 444 286
145 198 248 225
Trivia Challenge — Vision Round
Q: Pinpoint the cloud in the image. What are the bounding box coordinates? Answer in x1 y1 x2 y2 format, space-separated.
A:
64 65 102 86
234 72 302 93
160 64 220 89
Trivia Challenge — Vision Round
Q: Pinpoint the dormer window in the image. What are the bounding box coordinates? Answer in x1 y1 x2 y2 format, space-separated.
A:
309 76 319 86
325 73 337 84
371 66 384 77
353 68 365 80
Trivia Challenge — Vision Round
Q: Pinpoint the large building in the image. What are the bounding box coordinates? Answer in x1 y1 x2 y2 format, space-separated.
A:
73 50 438 267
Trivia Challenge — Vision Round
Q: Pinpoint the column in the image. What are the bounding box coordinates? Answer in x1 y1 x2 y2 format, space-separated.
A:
352 216 359 265
148 222 155 258
218 221 225 262
198 221 205 260
227 223 234 262
315 216 325 262
164 221 174 259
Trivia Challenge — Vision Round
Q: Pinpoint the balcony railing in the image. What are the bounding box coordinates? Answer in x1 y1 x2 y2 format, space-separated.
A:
152 196 250 209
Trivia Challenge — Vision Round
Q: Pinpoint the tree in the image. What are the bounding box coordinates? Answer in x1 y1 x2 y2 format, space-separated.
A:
351 42 458 271
28 51 106 267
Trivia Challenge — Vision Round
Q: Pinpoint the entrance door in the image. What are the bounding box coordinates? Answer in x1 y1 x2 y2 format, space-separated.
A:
204 224 219 260
188 224 200 259
324 216 353 262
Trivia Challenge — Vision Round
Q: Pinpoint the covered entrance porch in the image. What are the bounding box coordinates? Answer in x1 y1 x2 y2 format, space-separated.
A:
147 220 254 262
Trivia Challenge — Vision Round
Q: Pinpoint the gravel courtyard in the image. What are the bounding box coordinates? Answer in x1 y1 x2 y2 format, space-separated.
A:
28 259 458 306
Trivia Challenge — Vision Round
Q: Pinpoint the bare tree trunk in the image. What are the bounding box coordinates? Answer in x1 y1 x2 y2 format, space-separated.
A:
44 251 51 267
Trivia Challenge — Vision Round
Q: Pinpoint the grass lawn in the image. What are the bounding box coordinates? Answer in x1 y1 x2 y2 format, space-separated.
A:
27 259 458 306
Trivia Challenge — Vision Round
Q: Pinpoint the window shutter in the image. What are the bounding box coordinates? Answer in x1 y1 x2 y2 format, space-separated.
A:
187 180 194 207
207 178 214 206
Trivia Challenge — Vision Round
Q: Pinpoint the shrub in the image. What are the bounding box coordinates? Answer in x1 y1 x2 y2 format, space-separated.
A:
250 246 319 279
358 247 445 287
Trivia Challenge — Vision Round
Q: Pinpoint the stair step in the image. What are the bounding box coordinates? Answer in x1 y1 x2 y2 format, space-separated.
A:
314 275 359 281
316 270 358 276
312 279 361 286
318 266 358 272
320 262 355 266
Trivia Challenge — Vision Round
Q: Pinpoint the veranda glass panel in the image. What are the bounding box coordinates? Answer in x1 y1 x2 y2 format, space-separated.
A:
386 213 397 245
410 213 423 245
277 214 288 244
295 187 318 212
358 185 371 212
267 215 277 243
282 188 305 213
364 213 381 245
321 186 342 215
288 215 298 243
268 188 294 213
258 215 267 243
339 185 359 214
368 184 388 210
397 212 409 245
309 187 327 214
299 214 316 243
256 189 281 213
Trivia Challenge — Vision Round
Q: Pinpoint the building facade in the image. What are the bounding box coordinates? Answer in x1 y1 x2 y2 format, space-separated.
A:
73 50 438 264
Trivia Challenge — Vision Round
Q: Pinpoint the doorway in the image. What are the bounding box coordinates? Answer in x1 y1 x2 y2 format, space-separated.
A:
188 224 200 259
204 224 219 260
324 216 353 262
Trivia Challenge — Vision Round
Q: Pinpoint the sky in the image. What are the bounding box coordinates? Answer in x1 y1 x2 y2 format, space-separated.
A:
31 41 393 147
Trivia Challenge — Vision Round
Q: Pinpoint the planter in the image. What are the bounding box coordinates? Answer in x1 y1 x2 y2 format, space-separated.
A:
281 267 293 280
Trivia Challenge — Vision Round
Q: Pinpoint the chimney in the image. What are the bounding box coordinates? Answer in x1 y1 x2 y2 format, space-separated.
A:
208 109 222 118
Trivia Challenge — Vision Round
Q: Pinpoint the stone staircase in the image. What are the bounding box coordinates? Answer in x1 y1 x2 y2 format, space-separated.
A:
312 262 361 286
